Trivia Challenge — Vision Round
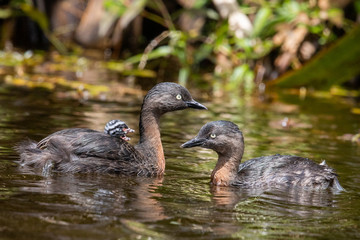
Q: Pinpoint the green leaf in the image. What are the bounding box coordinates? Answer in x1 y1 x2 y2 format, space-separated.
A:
252 7 272 37
271 25 360 89
125 46 173 64
228 64 248 90
119 0 147 29
193 0 209 9
104 0 128 16
0 8 12 18
19 3 48 30
122 69 156 78
194 43 213 64
178 67 189 86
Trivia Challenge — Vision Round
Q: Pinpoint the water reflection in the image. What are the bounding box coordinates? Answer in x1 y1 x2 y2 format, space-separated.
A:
211 185 338 210
204 185 343 239
19 174 167 222
1 84 360 239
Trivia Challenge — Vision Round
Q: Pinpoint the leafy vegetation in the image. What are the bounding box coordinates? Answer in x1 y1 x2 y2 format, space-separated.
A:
0 0 67 53
270 25 360 89
103 0 358 93
0 0 359 95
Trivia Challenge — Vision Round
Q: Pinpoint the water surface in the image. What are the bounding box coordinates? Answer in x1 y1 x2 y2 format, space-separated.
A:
0 86 359 239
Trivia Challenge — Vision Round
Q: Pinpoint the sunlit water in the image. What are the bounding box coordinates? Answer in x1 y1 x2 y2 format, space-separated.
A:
0 86 360 239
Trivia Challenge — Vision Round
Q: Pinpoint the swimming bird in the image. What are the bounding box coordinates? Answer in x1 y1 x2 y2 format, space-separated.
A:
16 82 207 176
181 120 344 191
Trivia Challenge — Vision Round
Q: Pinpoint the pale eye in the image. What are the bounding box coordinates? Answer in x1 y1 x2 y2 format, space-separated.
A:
210 133 216 139
176 94 182 100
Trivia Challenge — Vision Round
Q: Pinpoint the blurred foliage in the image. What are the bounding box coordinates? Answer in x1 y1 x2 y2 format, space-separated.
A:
271 25 360 89
0 48 156 100
0 0 67 53
4 74 110 97
0 50 44 67
103 0 358 94
0 0 359 95
0 50 110 99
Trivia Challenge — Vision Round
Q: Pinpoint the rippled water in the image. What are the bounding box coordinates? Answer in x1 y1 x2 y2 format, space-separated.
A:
0 86 360 239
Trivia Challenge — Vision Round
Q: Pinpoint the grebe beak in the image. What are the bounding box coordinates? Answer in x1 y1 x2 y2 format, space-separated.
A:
181 137 206 148
185 100 207 110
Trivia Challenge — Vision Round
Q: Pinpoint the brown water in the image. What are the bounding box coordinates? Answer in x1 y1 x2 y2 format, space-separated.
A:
0 86 360 239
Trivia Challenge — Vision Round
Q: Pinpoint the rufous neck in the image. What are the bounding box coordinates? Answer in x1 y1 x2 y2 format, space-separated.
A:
210 149 244 186
138 109 165 174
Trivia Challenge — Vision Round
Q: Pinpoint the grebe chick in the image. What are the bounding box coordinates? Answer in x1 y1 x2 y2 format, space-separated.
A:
16 82 207 177
104 119 135 141
181 120 344 191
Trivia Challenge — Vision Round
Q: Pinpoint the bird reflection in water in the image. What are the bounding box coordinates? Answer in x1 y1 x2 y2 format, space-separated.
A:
211 184 339 214
19 174 167 222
